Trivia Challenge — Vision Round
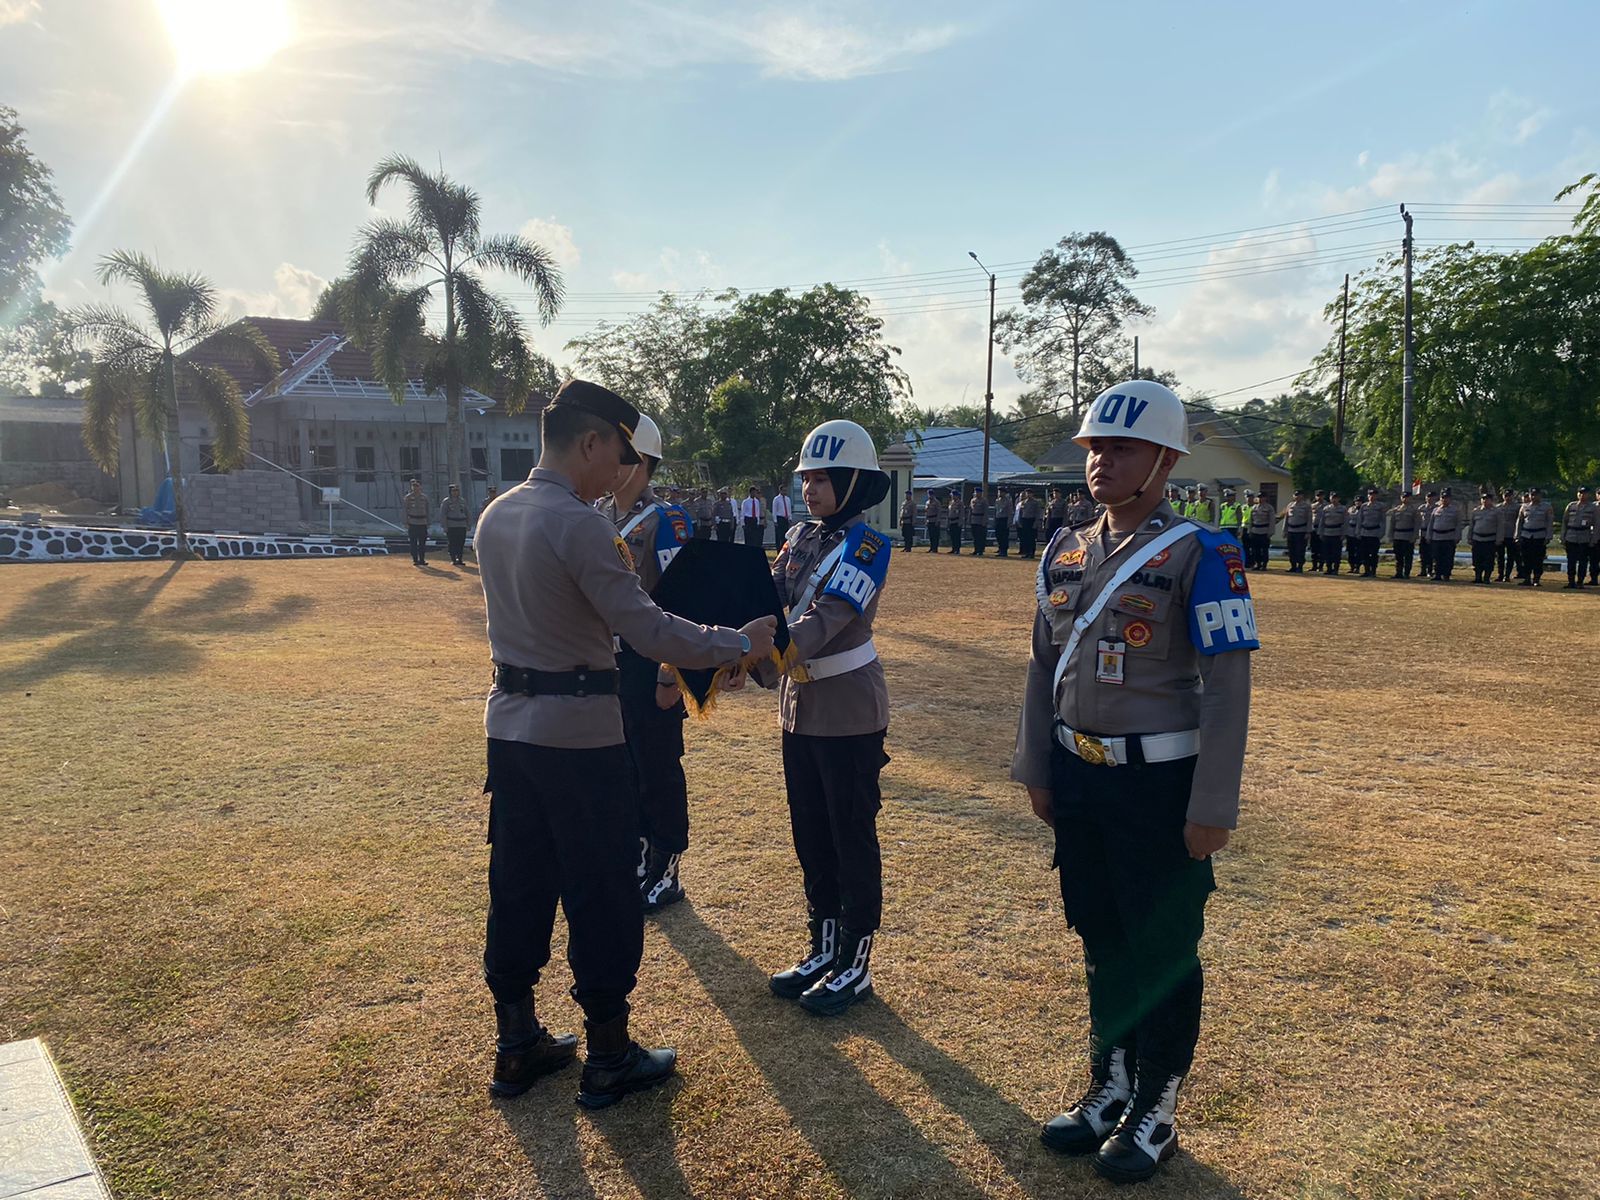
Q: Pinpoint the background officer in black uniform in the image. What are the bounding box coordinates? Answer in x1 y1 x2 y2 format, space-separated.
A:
475 381 776 1108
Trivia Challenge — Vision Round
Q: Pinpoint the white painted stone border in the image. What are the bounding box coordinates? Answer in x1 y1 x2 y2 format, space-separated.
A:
0 1038 112 1198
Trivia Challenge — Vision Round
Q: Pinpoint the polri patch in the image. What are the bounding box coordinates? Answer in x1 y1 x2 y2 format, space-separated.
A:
854 528 885 563
1049 587 1071 607
615 537 635 570
1123 619 1153 648
1056 547 1086 566
1144 548 1172 568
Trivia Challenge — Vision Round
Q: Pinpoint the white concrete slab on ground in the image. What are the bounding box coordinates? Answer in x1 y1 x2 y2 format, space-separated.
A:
0 1039 111 1199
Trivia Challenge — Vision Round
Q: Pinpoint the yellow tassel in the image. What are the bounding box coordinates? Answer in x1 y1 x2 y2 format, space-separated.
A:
669 663 733 721
774 642 812 683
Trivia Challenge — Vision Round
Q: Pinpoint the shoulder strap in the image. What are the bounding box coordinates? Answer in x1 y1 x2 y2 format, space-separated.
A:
1051 521 1199 697
790 537 849 617
617 502 661 541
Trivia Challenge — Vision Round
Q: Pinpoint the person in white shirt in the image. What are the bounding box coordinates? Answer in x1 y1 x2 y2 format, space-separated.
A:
772 488 794 547
740 487 765 549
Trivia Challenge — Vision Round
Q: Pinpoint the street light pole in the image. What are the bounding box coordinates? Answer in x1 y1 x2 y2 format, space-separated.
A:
968 251 996 494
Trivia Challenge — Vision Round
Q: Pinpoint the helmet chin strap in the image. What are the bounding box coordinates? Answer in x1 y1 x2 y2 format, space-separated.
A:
1104 454 1166 509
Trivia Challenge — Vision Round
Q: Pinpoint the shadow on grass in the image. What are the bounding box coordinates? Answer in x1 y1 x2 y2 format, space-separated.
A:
0 563 314 691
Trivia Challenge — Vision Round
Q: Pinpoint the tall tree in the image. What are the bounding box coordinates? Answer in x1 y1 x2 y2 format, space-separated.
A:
1229 391 1338 466
1555 169 1600 237
701 285 913 490
67 251 277 551
1290 425 1361 496
0 294 92 395
1 106 72 322
994 232 1152 424
343 155 563 494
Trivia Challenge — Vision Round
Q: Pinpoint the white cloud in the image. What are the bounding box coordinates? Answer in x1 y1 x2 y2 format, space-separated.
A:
730 11 962 82
1487 89 1553 146
0 0 40 26
219 261 327 321
518 216 580 269
1356 150 1370 168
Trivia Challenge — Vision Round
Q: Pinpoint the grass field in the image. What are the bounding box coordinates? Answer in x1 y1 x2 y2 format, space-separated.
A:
2 550 1598 1199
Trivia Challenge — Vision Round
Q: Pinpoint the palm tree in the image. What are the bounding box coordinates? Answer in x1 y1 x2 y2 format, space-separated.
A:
68 250 277 553
343 155 564 495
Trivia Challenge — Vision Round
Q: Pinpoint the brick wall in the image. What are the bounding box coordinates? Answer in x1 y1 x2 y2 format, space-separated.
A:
184 470 303 533
0 460 120 502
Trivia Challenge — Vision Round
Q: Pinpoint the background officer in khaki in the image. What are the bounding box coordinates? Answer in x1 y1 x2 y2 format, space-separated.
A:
1515 487 1555 586
440 484 471 567
713 489 735 542
898 490 917 552
1315 492 1348 574
1418 491 1439 578
1014 381 1256 1185
1429 487 1463 581
1496 488 1519 581
1281 489 1312 573
969 487 989 556
945 487 964 554
923 489 943 553
1388 492 1420 578
994 488 1015 557
1356 487 1385 577
1017 490 1041 558
1067 487 1096 528
403 478 431 565
1468 492 1503 584
1561 486 1596 588
1247 492 1276 570
475 380 776 1108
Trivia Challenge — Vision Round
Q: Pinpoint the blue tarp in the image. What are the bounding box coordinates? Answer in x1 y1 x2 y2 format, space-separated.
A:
138 477 175 526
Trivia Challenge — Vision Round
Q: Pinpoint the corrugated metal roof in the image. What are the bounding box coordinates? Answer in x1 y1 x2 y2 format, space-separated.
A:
906 426 1034 482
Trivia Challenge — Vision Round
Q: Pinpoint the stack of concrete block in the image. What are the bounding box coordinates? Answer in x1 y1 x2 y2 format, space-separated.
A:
187 470 302 532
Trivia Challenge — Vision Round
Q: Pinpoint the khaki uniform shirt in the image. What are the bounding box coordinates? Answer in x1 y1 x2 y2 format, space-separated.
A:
1047 498 1067 524
1470 505 1504 541
1018 498 1041 521
403 492 430 524
1516 501 1554 539
1388 503 1420 541
1563 500 1597 545
1066 500 1095 526
440 497 470 528
597 486 681 596
1010 501 1254 828
713 498 734 524
1248 500 1276 533
996 496 1015 523
477 467 744 749
899 497 916 525
1315 503 1347 537
1430 501 1463 542
924 497 942 523
1357 502 1385 535
969 497 988 525
1281 499 1312 533
756 516 889 737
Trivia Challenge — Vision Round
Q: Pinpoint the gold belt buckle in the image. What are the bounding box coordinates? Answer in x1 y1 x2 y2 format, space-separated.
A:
1073 731 1110 766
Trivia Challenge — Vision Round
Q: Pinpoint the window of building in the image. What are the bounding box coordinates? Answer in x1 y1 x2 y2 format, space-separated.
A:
471 447 488 479
399 445 421 473
312 444 336 477
354 445 375 482
501 447 534 481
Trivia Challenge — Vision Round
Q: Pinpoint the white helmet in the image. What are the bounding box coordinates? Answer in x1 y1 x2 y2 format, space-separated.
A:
631 412 664 460
1073 381 1189 455
795 419 880 472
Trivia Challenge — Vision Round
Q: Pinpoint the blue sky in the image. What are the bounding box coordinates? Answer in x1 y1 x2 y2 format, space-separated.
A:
4 0 1596 410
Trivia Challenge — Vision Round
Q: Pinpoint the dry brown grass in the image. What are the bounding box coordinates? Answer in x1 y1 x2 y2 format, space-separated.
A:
1 552 1597 1200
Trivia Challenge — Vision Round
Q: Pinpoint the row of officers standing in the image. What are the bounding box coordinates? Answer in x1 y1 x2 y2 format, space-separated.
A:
899 486 1099 559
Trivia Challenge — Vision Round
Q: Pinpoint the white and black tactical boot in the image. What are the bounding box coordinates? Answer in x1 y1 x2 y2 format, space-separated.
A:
1041 1046 1132 1155
640 846 685 913
769 916 837 1000
1093 1070 1182 1184
798 929 874 1016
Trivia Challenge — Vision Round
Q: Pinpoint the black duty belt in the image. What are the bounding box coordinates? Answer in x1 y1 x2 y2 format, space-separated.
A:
494 663 619 697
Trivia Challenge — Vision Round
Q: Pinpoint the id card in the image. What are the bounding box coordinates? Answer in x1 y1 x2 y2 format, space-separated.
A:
1095 639 1126 685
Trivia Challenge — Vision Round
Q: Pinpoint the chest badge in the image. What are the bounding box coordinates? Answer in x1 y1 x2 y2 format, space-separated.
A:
1123 620 1153 648
1120 593 1156 614
1144 548 1172 568
1049 587 1071 607
1055 547 1086 566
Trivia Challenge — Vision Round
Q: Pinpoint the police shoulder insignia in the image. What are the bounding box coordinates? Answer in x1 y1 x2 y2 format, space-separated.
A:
1187 528 1260 656
1056 547 1086 566
823 524 890 614
854 527 885 563
614 537 635 570
1123 619 1153 648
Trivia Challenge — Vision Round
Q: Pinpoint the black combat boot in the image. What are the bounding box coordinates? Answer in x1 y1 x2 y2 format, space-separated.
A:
798 928 874 1016
1041 1045 1132 1155
576 1009 677 1109
769 915 837 1000
1093 1069 1183 1184
640 846 685 913
489 994 578 1097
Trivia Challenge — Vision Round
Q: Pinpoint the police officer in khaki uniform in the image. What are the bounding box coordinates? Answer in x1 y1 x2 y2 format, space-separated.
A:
1496 489 1518 581
1281 489 1312 573
1067 487 1096 528
1429 487 1463 581
1017 490 1042 558
597 414 699 912
1388 492 1420 578
1515 488 1555 586
1247 491 1276 570
1561 486 1596 588
945 487 964 554
440 484 471 566
995 488 1015 558
969 486 989 556
1015 381 1256 1184
923 490 943 553
475 381 776 1107
1315 492 1348 575
1356 487 1385 577
750 419 893 1017
403 478 431 565
898 489 917 552
1468 491 1503 584
1308 490 1327 571
1046 487 1068 541
713 489 735 542
1418 491 1439 578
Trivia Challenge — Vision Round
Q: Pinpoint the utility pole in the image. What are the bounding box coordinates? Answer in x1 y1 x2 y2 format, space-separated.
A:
1400 205 1415 495
968 251 996 493
1133 335 1140 378
1335 273 1349 446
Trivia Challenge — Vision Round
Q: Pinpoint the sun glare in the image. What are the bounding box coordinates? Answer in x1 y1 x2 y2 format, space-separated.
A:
157 0 293 77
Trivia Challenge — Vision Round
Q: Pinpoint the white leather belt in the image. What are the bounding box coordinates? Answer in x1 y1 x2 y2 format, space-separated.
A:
1054 722 1199 767
802 638 878 681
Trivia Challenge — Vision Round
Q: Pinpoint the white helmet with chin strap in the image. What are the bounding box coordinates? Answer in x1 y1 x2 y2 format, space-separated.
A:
630 412 664 461
1074 381 1190 509
795 419 880 472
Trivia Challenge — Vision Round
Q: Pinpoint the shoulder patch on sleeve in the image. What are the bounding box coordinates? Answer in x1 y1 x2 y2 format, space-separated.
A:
614 536 635 570
823 524 890 613
1187 528 1260 655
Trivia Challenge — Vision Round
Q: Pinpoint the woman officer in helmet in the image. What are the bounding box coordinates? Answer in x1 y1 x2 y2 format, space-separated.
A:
744 418 893 1017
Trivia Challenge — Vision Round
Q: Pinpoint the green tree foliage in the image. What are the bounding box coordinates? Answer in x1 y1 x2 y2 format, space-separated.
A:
1229 391 1339 466
1556 170 1600 238
994 232 1151 424
66 251 278 550
1306 238 1600 488
341 155 564 494
0 106 72 320
0 294 92 395
1291 425 1361 497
